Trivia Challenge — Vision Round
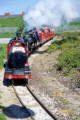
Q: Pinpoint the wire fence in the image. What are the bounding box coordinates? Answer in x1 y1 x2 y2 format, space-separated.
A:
0 14 22 19
0 27 19 33
55 25 80 33
0 25 80 33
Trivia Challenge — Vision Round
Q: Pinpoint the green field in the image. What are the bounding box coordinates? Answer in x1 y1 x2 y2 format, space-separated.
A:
69 21 80 26
48 32 80 76
0 16 25 37
0 44 7 69
0 16 24 34
0 32 24 38
0 16 24 27
0 33 15 38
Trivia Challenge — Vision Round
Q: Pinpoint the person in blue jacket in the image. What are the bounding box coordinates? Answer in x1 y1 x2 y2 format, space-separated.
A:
9 32 24 43
33 27 40 41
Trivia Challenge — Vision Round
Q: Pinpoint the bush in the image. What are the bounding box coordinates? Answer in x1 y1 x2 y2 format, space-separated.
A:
0 113 6 120
0 44 7 69
48 32 80 74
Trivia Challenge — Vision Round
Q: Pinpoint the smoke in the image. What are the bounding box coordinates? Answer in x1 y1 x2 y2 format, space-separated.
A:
23 0 80 30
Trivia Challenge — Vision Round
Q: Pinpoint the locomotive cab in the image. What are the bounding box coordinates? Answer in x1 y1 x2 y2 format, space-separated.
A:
4 41 31 84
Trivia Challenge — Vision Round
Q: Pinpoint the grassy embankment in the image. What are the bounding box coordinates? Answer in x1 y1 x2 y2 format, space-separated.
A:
69 21 80 26
0 32 24 38
0 44 7 120
0 44 7 69
0 16 24 38
48 32 80 79
55 20 80 33
0 33 15 38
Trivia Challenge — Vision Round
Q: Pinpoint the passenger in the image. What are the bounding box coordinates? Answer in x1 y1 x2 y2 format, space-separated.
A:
32 30 37 46
33 27 40 41
41 27 45 33
46 28 49 34
9 32 24 43
48 27 51 33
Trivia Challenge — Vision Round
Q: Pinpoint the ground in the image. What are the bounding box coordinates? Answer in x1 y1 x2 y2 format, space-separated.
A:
0 70 29 120
0 38 80 120
28 39 80 120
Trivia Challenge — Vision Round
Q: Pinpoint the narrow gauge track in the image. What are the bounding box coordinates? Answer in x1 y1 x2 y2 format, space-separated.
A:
26 85 57 120
10 38 58 120
12 82 58 120
12 84 35 120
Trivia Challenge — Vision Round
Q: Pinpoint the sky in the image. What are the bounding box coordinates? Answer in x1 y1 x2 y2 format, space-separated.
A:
24 0 80 29
0 0 80 29
0 0 39 15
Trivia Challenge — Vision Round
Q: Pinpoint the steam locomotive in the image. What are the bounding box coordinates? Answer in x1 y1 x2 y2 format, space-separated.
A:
24 27 54 53
4 41 31 84
4 27 54 85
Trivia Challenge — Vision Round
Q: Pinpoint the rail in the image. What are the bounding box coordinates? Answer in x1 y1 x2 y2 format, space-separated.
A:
26 85 58 120
12 83 35 120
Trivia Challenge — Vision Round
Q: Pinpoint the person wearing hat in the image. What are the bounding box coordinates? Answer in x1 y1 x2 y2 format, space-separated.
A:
9 32 24 43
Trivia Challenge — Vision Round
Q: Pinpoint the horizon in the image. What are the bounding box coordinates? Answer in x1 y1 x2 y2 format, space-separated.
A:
0 0 39 15
0 12 25 16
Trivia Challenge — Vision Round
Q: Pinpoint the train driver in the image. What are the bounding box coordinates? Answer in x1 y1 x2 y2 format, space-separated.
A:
9 32 24 43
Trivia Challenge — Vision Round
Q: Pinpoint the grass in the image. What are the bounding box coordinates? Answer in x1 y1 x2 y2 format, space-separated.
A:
60 98 69 105
0 33 15 38
69 21 80 26
0 16 24 33
48 32 80 74
0 16 24 27
0 105 6 120
55 32 80 38
0 113 6 120
0 32 24 38
59 109 74 115
0 44 7 69
76 117 80 120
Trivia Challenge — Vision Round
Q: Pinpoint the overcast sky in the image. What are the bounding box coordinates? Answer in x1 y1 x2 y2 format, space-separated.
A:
0 0 39 15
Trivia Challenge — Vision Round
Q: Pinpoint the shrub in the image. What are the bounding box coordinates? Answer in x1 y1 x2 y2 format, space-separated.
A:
0 44 7 69
48 32 80 74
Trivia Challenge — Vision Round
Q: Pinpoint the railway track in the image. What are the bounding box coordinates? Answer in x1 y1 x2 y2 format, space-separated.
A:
12 82 58 120
12 84 35 120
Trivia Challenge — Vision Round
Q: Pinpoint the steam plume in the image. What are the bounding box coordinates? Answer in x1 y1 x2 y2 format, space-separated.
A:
23 0 80 30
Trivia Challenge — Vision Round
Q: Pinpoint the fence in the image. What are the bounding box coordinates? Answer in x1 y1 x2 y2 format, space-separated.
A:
54 25 80 33
0 14 22 19
0 25 80 33
0 27 19 33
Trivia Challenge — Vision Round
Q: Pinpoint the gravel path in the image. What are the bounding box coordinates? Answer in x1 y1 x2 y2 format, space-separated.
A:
0 70 29 120
0 38 11 43
15 86 53 120
29 39 80 120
